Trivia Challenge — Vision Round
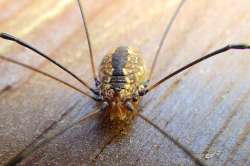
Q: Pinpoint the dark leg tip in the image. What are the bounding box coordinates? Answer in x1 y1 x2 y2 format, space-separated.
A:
0 32 7 37
229 44 250 49
0 32 13 40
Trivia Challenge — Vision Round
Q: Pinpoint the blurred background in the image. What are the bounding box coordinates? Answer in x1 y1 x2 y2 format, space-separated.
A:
0 0 250 165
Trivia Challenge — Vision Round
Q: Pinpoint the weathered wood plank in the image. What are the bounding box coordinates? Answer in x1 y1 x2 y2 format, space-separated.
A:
0 0 250 165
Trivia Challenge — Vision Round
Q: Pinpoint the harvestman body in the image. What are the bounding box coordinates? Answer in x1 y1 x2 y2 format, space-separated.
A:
1 0 250 166
99 46 147 120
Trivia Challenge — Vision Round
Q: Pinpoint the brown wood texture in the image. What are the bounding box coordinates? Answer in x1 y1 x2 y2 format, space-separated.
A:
0 0 250 165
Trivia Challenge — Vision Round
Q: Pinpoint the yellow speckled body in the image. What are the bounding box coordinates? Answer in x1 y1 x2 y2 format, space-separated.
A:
99 46 146 121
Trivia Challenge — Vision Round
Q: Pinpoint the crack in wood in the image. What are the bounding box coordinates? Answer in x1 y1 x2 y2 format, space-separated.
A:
138 113 206 166
203 89 250 158
132 79 184 164
224 121 250 165
91 132 120 165
133 116 175 165
0 85 12 95
5 99 82 166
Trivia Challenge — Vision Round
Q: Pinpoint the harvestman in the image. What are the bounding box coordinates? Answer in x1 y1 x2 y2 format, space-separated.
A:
1 0 250 165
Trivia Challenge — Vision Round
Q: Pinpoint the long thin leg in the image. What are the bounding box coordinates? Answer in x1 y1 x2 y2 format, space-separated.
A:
77 0 99 87
0 33 96 94
143 44 250 94
7 100 81 166
148 0 186 82
125 102 205 165
0 55 97 100
6 107 102 166
137 112 206 166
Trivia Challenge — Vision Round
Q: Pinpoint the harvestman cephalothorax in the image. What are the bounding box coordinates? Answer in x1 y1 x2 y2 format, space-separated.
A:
1 0 250 165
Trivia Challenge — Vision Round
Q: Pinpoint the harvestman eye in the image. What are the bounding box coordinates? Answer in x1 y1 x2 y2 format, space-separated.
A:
0 0 249 165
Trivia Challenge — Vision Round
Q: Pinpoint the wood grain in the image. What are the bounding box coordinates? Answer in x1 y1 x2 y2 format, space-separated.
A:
0 0 250 165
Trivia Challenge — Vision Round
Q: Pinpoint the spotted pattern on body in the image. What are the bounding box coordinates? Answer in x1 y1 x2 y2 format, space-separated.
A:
99 46 146 120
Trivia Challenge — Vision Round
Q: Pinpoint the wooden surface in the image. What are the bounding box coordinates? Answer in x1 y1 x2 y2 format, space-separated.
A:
0 0 250 165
